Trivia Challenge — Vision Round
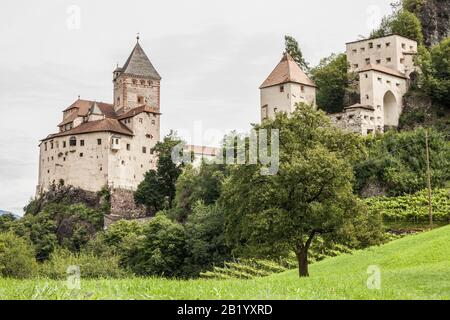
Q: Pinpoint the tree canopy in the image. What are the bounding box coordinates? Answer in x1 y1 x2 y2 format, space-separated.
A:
220 104 382 277
284 35 309 71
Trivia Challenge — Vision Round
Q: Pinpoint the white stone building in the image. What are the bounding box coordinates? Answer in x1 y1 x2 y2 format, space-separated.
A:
260 52 317 122
37 38 161 195
330 34 418 134
260 35 418 135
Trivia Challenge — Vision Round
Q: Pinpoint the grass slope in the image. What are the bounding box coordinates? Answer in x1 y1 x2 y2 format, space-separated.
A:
1 225 450 300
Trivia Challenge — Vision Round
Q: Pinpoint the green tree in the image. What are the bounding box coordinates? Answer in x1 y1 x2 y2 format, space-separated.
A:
311 54 355 113
173 162 227 222
0 232 37 278
371 9 424 44
132 214 187 277
183 202 230 277
418 38 450 105
221 104 381 277
135 133 186 212
284 35 309 71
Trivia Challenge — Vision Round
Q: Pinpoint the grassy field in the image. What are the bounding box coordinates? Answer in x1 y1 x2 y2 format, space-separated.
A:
1 225 449 300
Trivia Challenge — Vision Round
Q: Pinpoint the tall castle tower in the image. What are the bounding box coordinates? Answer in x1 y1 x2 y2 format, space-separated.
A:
259 52 316 121
113 36 162 114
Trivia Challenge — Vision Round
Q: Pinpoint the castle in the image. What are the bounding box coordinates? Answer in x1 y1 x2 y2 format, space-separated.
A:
37 37 161 195
37 33 419 211
260 34 418 135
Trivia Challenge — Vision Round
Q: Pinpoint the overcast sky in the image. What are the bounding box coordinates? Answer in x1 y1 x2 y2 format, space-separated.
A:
0 0 394 215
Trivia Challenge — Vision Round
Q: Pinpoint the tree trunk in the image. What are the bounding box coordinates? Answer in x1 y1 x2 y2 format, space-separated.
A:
296 247 309 277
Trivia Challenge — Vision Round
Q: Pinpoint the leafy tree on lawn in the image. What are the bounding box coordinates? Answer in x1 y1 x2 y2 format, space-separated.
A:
135 132 186 212
285 35 309 71
221 104 382 277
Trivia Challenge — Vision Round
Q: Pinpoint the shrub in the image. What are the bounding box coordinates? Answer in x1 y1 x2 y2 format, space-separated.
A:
0 232 37 278
131 214 187 277
38 248 127 279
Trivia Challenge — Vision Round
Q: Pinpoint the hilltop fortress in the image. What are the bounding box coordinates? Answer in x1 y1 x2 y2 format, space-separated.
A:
36 33 419 221
260 34 418 135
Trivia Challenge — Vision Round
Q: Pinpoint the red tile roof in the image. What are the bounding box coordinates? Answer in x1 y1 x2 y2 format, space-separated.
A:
359 64 407 79
59 99 115 126
260 53 316 89
116 105 161 120
43 118 133 141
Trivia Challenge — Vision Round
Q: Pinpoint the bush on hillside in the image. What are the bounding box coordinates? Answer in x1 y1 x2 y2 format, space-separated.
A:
38 248 127 279
0 232 37 278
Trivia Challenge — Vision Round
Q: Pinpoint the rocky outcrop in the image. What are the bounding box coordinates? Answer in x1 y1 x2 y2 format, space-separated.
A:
105 188 148 227
410 0 450 47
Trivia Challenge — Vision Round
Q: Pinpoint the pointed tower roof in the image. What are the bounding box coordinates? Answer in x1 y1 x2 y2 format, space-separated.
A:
120 40 161 80
260 52 316 89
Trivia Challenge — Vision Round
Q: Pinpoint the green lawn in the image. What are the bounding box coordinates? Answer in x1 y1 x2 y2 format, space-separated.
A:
1 225 450 300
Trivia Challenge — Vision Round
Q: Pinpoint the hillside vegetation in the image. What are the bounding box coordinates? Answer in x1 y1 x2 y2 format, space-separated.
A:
1 225 449 300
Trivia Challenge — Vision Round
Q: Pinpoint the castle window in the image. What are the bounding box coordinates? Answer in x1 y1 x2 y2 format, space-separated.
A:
349 115 354 120
139 118 143 123
99 167 102 171
79 153 83 157
366 94 369 99
396 83 400 87
365 58 370 65
376 59 381 64
138 96 144 104
377 44 381 49
132 79 137 85
69 137 76 147
151 119 156 125
402 43 406 49
127 144 130 151
140 80 145 85
50 142 54 149
63 141 66 148
352 49 357 54
97 139 102 145
400 58 405 64
365 74 368 79
386 42 391 47
274 108 278 114
368 42 373 49
301 85 305 93
80 140 85 146
370 117 375 121
44 142 47 151
367 129 374 135
148 80 153 86
410 45 413 50
386 57 392 63
63 157 66 162
115 138 119 144
336 116 342 121
117 97 120 105
378 77 382 83
142 147 147 153
360 47 365 52
121 160 125 165
280 85 284 93
353 64 358 69
387 80 391 85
